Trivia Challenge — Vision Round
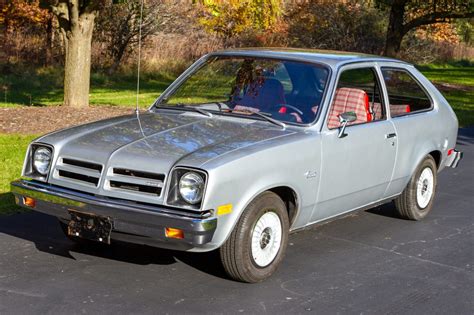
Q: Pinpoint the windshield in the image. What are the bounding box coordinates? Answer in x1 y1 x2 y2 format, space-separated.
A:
156 56 330 125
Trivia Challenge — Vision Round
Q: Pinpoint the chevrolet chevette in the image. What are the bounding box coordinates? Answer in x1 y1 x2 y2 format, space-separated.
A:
12 49 463 283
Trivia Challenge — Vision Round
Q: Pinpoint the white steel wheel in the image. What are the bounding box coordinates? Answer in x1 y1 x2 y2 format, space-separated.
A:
416 167 434 209
251 211 283 268
219 191 290 283
394 155 438 221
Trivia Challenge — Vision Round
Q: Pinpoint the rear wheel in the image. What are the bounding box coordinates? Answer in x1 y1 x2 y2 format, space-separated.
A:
220 191 289 283
395 155 437 220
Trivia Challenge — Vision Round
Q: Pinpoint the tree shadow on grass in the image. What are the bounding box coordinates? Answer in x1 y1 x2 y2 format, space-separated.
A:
0 210 228 280
1 65 175 106
0 192 27 216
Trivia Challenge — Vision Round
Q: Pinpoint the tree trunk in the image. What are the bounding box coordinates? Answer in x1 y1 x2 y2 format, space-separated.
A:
46 15 54 66
108 40 129 74
63 14 95 108
383 0 407 57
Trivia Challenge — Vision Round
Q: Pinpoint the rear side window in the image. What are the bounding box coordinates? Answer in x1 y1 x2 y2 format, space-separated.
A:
381 68 432 117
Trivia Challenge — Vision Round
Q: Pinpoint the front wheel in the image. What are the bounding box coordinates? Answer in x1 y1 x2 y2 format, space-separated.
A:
395 155 437 220
220 191 289 283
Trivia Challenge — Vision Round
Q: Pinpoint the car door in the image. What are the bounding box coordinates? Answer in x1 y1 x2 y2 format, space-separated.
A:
311 63 397 222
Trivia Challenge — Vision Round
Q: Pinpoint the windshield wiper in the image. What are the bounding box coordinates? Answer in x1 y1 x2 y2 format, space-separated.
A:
207 102 223 112
155 104 213 118
235 109 286 129
184 105 213 117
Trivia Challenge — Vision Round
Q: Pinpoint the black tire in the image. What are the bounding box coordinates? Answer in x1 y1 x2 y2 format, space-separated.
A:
395 155 437 220
219 191 290 283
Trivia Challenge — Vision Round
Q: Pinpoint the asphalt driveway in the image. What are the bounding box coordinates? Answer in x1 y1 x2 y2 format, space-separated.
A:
0 129 473 314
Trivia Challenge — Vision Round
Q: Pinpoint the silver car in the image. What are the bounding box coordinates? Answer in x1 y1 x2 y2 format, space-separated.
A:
11 49 463 282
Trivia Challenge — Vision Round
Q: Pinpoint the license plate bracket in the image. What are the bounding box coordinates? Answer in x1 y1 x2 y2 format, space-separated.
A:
68 210 113 244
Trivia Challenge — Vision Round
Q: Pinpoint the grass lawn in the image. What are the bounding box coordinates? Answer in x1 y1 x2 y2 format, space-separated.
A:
1 66 175 108
418 63 474 127
0 134 37 215
417 62 474 86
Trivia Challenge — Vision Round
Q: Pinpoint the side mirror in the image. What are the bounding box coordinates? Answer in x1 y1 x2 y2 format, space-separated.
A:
338 111 357 138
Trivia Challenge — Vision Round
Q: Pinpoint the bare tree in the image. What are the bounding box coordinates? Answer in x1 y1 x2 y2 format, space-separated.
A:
97 0 168 73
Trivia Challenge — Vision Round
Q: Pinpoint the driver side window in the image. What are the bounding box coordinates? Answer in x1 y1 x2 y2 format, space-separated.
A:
327 67 385 129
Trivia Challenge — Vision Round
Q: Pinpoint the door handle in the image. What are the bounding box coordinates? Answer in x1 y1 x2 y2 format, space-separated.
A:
386 133 397 139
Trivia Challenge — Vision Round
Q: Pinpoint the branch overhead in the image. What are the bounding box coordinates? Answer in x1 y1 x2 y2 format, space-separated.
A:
404 10 474 34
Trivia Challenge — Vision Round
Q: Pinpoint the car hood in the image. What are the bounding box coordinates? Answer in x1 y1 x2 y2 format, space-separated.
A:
39 111 296 174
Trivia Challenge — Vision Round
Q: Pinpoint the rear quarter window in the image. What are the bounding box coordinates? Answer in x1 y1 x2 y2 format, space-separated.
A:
381 68 432 117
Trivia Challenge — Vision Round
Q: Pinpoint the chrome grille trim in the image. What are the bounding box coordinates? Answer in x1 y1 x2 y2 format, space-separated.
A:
62 158 103 171
105 167 165 196
53 157 103 187
113 168 165 181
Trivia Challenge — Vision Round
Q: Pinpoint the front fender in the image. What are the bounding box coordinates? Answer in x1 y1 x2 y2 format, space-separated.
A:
200 132 321 249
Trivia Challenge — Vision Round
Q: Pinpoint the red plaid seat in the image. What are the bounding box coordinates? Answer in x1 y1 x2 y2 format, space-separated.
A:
370 102 384 120
327 88 371 129
389 104 411 117
372 103 410 118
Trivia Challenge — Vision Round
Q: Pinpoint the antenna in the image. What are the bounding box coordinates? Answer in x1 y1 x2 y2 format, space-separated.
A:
135 0 145 116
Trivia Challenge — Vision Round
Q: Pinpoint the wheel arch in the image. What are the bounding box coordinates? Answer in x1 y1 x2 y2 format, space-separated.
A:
212 184 301 250
412 149 442 178
406 136 443 178
240 184 301 230
268 186 299 227
428 150 442 169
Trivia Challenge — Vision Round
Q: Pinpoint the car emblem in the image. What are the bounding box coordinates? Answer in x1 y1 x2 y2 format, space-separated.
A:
146 181 160 187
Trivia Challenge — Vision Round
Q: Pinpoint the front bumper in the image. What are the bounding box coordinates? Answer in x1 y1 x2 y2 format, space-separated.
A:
446 149 463 168
11 180 217 251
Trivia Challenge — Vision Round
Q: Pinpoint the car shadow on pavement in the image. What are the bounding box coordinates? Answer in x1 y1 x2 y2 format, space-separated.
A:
457 127 474 146
0 211 228 279
365 201 400 219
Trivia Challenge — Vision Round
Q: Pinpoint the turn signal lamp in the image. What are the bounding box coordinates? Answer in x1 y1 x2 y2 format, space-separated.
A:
165 227 184 239
23 197 36 208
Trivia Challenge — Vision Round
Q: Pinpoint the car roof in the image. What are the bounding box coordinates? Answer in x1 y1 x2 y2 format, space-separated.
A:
209 48 410 68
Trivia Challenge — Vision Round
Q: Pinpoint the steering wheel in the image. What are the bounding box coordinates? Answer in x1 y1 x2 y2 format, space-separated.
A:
271 104 304 116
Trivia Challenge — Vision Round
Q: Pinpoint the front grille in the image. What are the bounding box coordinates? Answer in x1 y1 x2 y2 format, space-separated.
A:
110 180 161 194
106 168 165 196
54 158 103 187
58 170 100 185
113 168 165 181
62 158 102 171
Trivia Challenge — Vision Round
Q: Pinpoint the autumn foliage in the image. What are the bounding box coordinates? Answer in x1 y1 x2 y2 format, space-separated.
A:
1 0 51 33
1 0 473 68
197 0 282 41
